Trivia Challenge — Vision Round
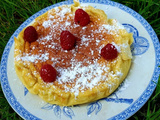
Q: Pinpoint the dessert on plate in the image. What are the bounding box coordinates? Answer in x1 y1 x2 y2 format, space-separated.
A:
14 0 133 106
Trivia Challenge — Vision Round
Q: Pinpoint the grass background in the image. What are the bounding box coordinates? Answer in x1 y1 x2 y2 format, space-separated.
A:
0 0 160 119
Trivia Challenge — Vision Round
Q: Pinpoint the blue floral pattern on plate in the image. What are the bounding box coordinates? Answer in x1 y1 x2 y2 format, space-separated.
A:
123 23 149 55
41 104 75 119
0 0 160 120
87 101 102 115
24 87 29 96
104 93 133 105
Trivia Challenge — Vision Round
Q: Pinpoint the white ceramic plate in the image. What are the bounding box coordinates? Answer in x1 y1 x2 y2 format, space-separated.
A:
1 0 160 120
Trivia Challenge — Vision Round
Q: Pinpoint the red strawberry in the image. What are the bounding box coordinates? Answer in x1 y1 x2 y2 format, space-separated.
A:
60 30 76 50
100 43 118 60
74 9 90 26
24 26 38 43
40 64 57 83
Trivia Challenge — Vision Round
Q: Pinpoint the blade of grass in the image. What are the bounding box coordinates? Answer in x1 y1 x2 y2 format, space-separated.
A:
0 0 160 119
150 77 160 101
146 101 151 119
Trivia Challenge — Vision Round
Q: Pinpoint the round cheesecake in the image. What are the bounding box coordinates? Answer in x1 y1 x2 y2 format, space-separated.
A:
14 0 133 106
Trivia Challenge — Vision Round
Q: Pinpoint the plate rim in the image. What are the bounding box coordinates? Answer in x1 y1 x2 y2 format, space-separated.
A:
0 0 160 119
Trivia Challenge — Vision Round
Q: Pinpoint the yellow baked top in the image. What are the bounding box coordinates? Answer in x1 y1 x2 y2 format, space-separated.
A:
14 0 133 106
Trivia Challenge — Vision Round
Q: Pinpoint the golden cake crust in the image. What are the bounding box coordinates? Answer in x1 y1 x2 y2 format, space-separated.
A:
14 0 133 106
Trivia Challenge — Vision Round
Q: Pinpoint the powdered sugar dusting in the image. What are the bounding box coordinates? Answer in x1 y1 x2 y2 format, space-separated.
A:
112 19 124 29
117 79 130 93
56 61 110 96
65 21 71 26
39 34 52 42
81 35 90 42
60 7 71 15
101 19 125 35
15 53 49 62
54 6 71 17
15 4 130 97
42 20 53 28
112 42 121 53
54 7 60 12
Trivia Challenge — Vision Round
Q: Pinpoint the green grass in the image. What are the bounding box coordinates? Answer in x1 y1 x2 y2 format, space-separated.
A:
0 0 160 119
